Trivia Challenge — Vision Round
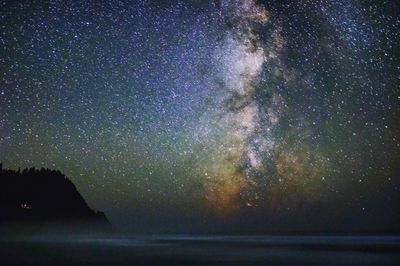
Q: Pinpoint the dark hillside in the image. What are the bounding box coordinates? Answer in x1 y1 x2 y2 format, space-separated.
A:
0 164 110 231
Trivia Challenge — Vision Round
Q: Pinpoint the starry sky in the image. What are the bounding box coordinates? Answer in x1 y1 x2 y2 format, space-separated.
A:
1 0 400 233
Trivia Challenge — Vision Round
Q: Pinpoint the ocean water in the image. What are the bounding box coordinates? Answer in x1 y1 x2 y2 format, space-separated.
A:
1 235 399 265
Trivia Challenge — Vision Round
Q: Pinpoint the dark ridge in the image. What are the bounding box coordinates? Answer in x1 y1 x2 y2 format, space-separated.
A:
0 163 112 234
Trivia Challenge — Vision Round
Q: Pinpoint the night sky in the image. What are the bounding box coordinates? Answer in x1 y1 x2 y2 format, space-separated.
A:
1 0 399 233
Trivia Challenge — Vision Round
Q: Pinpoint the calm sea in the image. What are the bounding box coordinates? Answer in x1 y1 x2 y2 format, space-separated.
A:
1 235 399 265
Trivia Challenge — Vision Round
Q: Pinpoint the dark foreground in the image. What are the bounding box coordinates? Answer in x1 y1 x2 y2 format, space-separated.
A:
1 235 399 266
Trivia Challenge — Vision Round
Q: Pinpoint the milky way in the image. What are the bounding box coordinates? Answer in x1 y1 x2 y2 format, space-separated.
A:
1 0 399 232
